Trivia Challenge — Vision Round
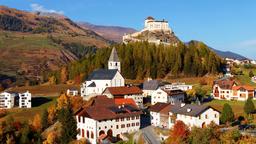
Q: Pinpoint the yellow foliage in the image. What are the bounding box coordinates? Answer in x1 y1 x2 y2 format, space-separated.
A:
47 105 57 125
57 93 70 110
43 131 58 144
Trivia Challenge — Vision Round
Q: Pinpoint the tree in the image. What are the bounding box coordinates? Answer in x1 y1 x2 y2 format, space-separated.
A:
167 120 189 144
41 109 48 130
57 93 69 110
244 98 255 115
220 129 241 143
43 131 58 144
60 67 68 84
249 70 254 77
19 123 31 144
31 114 42 132
58 104 77 144
220 103 235 124
48 105 57 125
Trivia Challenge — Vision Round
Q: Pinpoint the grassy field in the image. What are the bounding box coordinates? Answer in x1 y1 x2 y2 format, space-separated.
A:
0 96 57 122
233 65 256 87
8 84 79 97
206 99 256 117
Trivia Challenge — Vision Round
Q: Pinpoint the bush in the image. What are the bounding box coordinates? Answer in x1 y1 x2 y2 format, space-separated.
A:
0 109 7 118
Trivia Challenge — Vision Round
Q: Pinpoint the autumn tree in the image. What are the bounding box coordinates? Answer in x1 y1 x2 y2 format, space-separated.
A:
220 129 241 143
167 120 190 144
43 131 58 144
249 70 254 77
220 103 235 124
31 114 42 132
60 66 68 84
57 93 70 110
48 105 57 125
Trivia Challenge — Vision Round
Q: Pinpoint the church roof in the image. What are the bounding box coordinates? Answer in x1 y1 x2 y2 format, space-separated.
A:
109 48 120 62
86 69 119 80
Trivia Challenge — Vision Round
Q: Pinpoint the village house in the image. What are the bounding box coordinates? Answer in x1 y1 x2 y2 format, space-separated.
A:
162 82 193 91
66 88 79 96
18 91 32 108
149 102 220 129
213 77 255 101
151 88 185 105
103 86 143 107
80 48 125 100
76 96 142 144
0 92 16 109
142 79 161 97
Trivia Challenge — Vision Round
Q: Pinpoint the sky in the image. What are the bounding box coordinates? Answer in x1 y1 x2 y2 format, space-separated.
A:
1 0 256 59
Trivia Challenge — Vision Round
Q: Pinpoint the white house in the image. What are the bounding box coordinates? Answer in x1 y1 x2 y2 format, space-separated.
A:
169 103 220 128
19 91 31 108
162 82 192 91
67 88 79 96
0 92 15 109
149 102 220 129
76 96 142 144
80 48 125 100
103 86 143 107
142 79 161 97
151 88 185 105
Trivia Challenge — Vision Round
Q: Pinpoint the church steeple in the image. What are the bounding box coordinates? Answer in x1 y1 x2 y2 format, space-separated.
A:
108 48 121 72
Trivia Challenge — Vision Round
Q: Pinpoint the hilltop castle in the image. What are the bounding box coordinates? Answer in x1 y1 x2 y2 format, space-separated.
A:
122 16 178 45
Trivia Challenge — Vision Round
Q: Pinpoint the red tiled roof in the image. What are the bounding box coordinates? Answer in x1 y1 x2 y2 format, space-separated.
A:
214 78 236 89
114 98 137 107
149 103 172 113
232 85 255 91
77 96 142 121
104 86 143 96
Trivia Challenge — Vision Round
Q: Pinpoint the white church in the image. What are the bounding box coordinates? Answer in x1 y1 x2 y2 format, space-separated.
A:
80 48 125 100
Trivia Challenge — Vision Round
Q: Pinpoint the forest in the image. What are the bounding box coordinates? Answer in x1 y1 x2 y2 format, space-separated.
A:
49 41 224 84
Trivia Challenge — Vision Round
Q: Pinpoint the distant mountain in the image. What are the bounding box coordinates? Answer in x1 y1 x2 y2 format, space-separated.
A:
210 48 247 60
78 22 137 42
0 6 111 85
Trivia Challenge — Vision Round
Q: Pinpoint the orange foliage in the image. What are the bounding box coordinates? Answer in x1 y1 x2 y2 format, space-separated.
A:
167 121 189 144
31 114 42 131
70 96 86 112
43 131 58 144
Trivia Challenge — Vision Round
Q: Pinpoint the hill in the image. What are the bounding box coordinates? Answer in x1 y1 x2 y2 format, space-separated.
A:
78 22 137 42
210 47 247 60
0 6 111 86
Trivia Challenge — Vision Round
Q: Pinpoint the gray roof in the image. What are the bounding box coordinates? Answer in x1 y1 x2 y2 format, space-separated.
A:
171 103 216 117
143 80 161 90
88 82 96 87
86 69 118 80
108 48 119 62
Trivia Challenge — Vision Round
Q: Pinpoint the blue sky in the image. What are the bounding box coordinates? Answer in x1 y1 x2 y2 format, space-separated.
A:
1 0 256 59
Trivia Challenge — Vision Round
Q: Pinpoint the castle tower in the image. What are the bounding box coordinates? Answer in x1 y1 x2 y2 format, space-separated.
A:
108 48 121 72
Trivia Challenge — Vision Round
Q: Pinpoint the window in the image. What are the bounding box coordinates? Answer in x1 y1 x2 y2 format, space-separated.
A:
86 130 89 138
116 125 119 129
136 122 140 126
199 115 201 119
83 118 85 123
132 117 135 120
99 127 101 130
105 126 107 129
136 116 139 119
127 117 130 120
82 129 85 137
121 124 125 128
121 118 124 121
78 116 80 123
127 124 130 127
91 132 94 139
205 115 208 119
132 123 135 126
214 114 217 118
116 118 119 122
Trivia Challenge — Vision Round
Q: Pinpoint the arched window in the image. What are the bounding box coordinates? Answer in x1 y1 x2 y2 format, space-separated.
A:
87 130 89 138
82 129 85 137
91 131 94 139
115 62 118 66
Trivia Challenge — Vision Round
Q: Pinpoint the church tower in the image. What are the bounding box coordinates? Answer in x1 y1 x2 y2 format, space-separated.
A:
108 47 121 72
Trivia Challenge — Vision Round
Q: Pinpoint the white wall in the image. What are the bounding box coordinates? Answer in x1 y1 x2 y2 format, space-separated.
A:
151 89 168 105
0 92 15 109
19 91 31 108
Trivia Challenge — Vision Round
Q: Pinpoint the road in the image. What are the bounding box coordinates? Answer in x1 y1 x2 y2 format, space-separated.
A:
141 126 161 144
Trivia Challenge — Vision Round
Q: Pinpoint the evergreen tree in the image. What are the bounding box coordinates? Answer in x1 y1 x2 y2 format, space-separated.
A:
58 103 77 144
41 109 48 130
244 98 255 115
220 103 235 124
249 70 254 77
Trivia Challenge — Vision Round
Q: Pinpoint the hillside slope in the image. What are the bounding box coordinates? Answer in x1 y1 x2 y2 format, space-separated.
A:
0 6 111 86
78 22 137 42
